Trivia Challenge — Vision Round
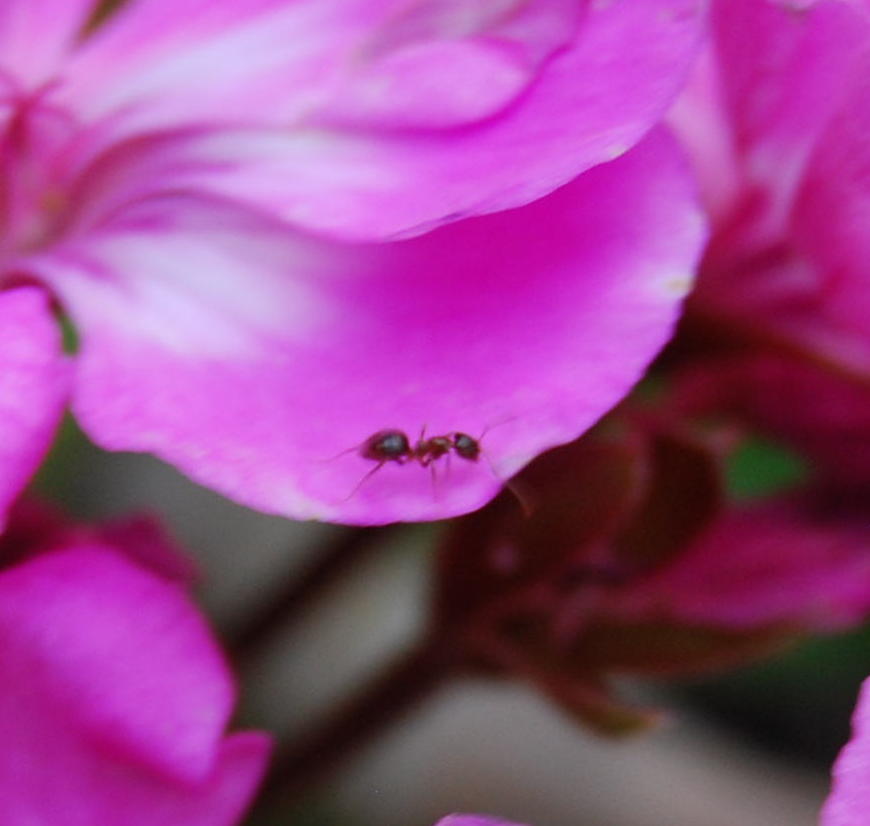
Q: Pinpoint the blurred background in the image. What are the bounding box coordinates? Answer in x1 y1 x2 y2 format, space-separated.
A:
33 418 867 826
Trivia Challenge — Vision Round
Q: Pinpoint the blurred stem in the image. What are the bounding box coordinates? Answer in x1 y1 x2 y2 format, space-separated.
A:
230 525 398 665
84 0 131 32
253 633 459 814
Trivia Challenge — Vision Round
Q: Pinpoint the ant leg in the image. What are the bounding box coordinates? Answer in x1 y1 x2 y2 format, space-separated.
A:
342 461 386 502
430 461 441 502
415 424 429 467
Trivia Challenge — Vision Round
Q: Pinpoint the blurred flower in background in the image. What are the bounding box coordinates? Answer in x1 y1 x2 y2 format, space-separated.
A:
0 499 270 825
0 287 68 528
425 406 870 733
669 0 870 478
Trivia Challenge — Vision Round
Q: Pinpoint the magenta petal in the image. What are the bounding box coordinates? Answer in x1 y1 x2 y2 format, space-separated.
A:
66 0 705 241
710 0 870 221
230 0 707 240
676 0 870 373
791 61 870 356
0 287 69 530
0 545 234 783
0 0 93 87
0 544 270 824
84 733 271 826
67 0 582 133
611 503 870 632
62 0 398 135
822 677 870 826
40 130 704 524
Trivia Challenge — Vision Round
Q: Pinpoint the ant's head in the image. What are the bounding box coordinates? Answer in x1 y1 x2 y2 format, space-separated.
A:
451 432 481 461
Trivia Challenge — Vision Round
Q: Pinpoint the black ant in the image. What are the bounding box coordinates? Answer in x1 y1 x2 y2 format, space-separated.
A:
342 426 508 503
450 432 482 462
356 427 484 470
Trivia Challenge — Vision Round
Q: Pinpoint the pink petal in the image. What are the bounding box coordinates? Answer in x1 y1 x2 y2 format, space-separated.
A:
822 677 870 826
63 0 402 135
36 129 705 524
62 0 705 240
709 0 870 231
0 0 93 88
790 56 870 357
0 287 69 530
316 0 586 130
668 48 743 225
0 545 234 783
0 545 270 825
67 0 584 133
676 0 870 373
611 503 870 632
436 817 529 826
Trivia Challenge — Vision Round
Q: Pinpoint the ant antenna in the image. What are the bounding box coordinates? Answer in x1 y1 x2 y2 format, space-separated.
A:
320 444 362 463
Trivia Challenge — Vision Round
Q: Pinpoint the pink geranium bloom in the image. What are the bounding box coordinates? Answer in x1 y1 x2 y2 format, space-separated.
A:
39 0 707 241
822 676 870 826
0 1 708 524
672 0 870 373
669 0 870 485
0 500 270 825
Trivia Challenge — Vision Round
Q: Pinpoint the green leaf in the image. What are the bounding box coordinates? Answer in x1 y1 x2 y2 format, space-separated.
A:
726 436 809 501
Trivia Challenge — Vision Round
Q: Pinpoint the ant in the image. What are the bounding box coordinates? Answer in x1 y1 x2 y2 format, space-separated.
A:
357 427 481 472
344 426 516 504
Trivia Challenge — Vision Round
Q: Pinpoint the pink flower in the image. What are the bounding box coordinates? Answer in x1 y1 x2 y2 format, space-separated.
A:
23 0 706 241
669 0 870 486
672 0 870 374
0 288 68 530
821 676 870 826
0 1 709 524
0 500 270 825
